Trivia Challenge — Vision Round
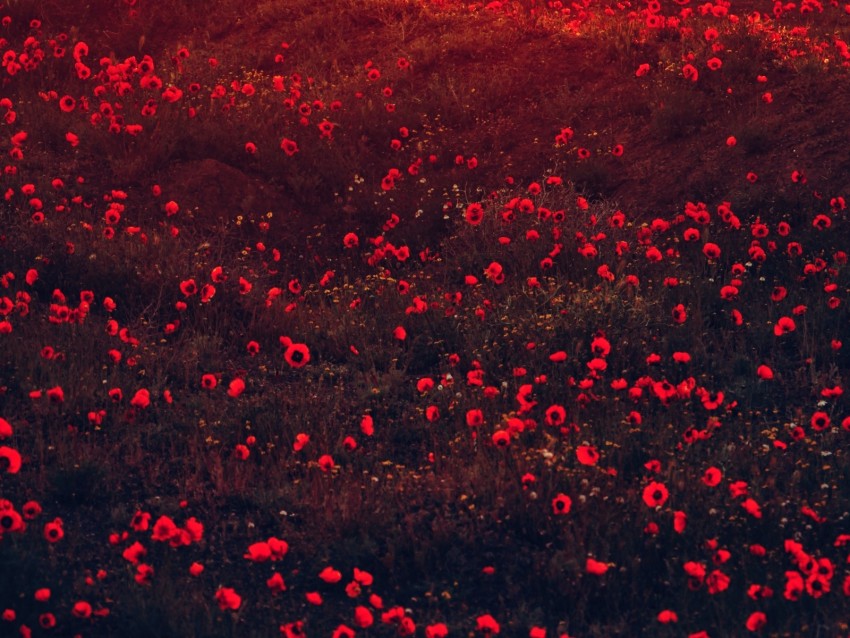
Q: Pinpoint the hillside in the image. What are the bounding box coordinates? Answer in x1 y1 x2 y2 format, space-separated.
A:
1 1 849 636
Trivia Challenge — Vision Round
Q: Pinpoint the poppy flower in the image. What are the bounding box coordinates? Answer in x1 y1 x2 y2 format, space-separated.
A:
773 316 796 336
545 404 566 426
586 558 609 575
682 63 698 81
319 566 342 583
643 481 669 508
657 610 678 623
576 445 599 465
43 518 64 542
0 418 11 439
284 343 310 368
293 433 309 452
266 572 286 593
426 624 449 638
552 493 572 514
702 467 722 486
672 304 687 324
130 389 150 408
72 601 92 619
306 591 323 605
810 412 830 431
745 612 766 632
200 374 217 390
0 446 22 474
492 430 511 447
215 587 241 611
280 138 299 156
227 378 245 398
703 243 721 259
317 454 335 472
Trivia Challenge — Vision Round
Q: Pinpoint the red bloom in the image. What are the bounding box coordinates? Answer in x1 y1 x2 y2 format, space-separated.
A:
280 138 299 156
552 493 572 515
702 466 722 486
215 587 242 611
586 558 609 574
43 518 64 543
284 343 310 368
200 373 217 390
0 446 22 473
643 481 669 508
476 614 500 634
576 445 599 466
745 611 766 632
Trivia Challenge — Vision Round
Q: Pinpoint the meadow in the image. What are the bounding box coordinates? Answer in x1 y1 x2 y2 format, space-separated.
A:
1 0 849 635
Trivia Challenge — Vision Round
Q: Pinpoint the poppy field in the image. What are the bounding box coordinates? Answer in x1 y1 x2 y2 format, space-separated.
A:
1 0 850 635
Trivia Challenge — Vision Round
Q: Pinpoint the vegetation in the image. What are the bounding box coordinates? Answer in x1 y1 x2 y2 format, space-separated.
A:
1 0 849 636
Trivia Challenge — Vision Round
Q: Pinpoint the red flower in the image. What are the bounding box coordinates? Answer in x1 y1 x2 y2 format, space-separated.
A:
0 446 21 473
702 466 722 487
672 304 687 324
642 481 669 508
200 373 217 390
702 243 721 259
319 566 342 583
465 202 484 225
586 558 609 574
552 493 572 515
657 610 678 623
476 614 500 634
284 343 310 368
215 587 242 611
43 518 64 543
576 445 599 465
280 138 299 156
317 454 335 472
227 378 245 398
745 611 766 632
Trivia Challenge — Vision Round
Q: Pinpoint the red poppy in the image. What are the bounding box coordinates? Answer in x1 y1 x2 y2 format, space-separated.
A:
657 610 678 623
465 202 484 225
702 466 722 486
552 493 572 514
476 614 500 634
43 518 64 542
682 63 698 81
703 243 721 259
319 566 342 583
672 304 687 324
227 378 245 398
545 404 566 426
491 430 510 447
576 445 599 465
0 446 22 474
317 454 335 472
0 418 11 439
284 343 310 368
280 138 299 156
745 612 766 632
59 95 76 112
810 411 830 431
586 558 609 574
774 316 796 336
642 481 669 508
267 572 286 593
215 587 241 611
200 374 217 390
426 624 449 638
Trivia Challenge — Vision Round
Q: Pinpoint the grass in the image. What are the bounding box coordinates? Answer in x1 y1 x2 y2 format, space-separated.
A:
1 0 850 636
